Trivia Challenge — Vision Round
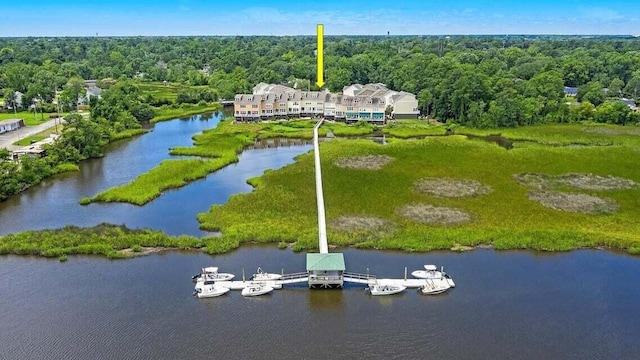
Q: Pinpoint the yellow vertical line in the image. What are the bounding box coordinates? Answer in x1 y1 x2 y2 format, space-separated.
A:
317 24 324 87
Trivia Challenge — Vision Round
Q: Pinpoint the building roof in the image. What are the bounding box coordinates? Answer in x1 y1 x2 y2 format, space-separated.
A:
564 86 578 94
619 98 636 106
306 253 346 271
0 118 23 126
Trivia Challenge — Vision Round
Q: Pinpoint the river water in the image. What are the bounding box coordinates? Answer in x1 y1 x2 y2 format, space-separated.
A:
1 112 639 359
0 112 312 236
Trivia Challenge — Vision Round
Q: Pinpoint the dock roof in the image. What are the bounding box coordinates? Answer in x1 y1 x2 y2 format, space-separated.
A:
306 253 346 271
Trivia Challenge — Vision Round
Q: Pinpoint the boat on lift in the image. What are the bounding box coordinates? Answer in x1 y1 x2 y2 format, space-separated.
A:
194 284 230 298
420 278 451 295
251 267 283 281
368 281 406 296
192 267 235 282
411 265 455 287
241 284 274 297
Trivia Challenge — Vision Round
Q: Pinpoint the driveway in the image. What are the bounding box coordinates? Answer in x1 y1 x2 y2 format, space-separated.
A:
0 118 61 151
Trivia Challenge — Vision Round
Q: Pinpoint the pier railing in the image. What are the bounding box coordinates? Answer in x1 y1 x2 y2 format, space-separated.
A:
278 272 309 285
343 272 377 284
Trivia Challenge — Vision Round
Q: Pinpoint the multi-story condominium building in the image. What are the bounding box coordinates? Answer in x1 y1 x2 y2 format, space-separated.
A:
234 82 419 122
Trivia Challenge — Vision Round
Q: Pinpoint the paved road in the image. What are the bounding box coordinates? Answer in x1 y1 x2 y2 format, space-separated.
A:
0 118 61 151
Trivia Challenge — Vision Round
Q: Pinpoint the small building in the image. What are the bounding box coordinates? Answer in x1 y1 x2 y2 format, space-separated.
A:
0 119 25 134
564 86 578 97
619 98 638 112
306 253 346 289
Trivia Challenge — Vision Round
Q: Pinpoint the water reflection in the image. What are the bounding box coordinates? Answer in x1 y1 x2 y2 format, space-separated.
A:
0 113 312 236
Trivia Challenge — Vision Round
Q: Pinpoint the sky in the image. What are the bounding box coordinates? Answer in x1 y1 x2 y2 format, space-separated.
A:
0 0 639 37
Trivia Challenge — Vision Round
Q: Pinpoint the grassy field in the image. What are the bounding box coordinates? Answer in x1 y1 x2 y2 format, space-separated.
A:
198 124 640 255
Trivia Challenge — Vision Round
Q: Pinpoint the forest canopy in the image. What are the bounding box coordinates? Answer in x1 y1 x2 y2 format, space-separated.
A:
2 35 640 128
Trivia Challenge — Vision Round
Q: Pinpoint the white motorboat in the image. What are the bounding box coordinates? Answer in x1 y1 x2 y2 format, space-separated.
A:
194 284 230 298
193 267 235 282
411 265 455 287
252 267 282 281
420 278 452 295
368 282 406 296
241 284 274 297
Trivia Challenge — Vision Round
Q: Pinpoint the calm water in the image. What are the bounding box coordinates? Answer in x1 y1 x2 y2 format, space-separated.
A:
1 112 639 359
0 112 312 236
1 248 639 359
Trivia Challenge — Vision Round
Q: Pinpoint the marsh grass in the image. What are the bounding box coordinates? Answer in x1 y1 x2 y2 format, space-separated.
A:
52 163 79 174
0 223 204 259
95 118 376 205
90 159 233 205
199 134 640 254
111 128 148 140
151 104 222 123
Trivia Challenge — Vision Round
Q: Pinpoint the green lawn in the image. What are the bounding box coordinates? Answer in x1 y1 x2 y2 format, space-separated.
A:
0 111 67 126
12 124 64 146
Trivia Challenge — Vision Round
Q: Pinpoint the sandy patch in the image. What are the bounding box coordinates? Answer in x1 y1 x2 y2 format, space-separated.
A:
415 178 492 197
398 204 471 225
528 191 619 214
514 173 638 191
119 246 173 256
334 155 394 170
582 127 640 136
330 216 393 233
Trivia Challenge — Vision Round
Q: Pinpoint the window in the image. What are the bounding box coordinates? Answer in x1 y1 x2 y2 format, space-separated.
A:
252 104 258 108
240 104 246 108
347 106 354 111
306 101 311 105
373 107 379 111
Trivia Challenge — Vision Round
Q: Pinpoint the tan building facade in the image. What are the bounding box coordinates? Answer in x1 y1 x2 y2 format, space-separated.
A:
234 83 419 123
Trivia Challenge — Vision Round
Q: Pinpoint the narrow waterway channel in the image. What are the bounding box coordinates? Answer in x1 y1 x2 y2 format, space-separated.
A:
0 112 312 236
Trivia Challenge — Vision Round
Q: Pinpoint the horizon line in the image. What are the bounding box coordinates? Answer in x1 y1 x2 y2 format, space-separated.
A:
1 34 638 39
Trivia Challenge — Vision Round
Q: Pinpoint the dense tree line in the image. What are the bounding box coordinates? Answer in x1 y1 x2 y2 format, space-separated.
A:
2 35 640 126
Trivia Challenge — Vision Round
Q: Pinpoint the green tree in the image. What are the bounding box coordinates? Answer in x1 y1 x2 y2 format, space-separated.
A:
578 81 605 107
595 101 632 125
64 76 86 111
608 78 625 98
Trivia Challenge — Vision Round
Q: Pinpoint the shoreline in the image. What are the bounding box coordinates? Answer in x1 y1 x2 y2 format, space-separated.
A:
1 233 636 261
